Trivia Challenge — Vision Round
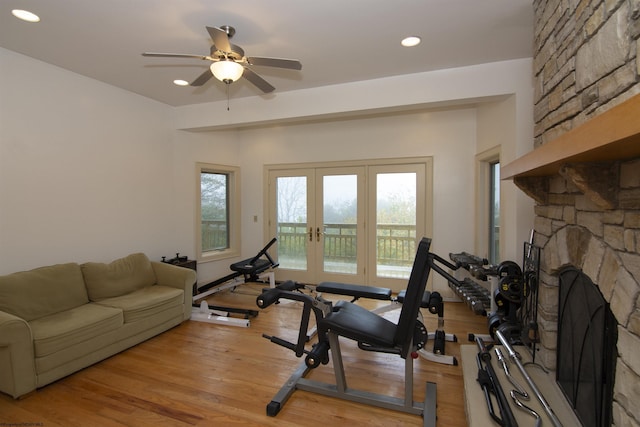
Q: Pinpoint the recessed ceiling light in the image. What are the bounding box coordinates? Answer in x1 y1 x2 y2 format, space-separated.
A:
11 9 40 23
173 79 189 86
401 36 421 47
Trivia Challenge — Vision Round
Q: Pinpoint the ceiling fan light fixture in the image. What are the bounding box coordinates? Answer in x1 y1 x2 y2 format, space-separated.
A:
210 60 244 84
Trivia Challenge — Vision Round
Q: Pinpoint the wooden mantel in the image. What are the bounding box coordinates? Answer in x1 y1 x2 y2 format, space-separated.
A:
502 93 640 180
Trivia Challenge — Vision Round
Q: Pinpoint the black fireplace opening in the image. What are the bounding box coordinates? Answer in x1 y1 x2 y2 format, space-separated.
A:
557 267 617 427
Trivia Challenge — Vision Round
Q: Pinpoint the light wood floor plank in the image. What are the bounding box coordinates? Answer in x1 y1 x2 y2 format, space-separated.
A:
0 284 488 426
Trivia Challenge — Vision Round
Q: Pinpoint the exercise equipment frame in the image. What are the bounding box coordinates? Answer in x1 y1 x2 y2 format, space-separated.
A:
191 238 278 327
315 282 458 365
256 238 449 427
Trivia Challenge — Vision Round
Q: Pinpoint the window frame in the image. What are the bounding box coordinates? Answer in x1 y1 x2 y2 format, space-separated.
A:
265 156 433 291
196 162 241 263
488 160 500 264
475 146 501 263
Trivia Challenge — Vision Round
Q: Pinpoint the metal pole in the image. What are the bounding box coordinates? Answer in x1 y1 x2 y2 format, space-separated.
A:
495 330 563 427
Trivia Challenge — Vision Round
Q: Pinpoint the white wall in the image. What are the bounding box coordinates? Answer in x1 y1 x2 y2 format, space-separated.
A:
173 109 477 292
0 48 175 273
252 109 476 293
169 129 242 282
477 97 535 264
1 47 534 289
174 59 533 132
173 59 534 286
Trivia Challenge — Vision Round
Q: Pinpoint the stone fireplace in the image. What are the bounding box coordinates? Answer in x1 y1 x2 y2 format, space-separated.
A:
500 1 640 425
506 153 640 425
556 266 618 427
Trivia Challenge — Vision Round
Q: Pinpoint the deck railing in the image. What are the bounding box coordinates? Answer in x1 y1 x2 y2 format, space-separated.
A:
201 220 228 252
202 220 416 266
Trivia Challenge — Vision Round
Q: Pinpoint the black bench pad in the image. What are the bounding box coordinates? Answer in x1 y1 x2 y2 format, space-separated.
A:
323 300 397 348
316 282 392 300
230 258 272 274
397 289 432 308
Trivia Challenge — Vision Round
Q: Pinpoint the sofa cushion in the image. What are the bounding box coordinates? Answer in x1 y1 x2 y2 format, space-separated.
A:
29 303 123 357
82 253 157 301
95 285 184 323
0 263 89 322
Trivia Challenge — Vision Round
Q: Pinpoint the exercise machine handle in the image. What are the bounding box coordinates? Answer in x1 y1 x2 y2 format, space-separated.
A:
427 252 464 287
263 334 299 353
256 280 300 308
256 283 331 359
257 287 283 309
305 340 330 368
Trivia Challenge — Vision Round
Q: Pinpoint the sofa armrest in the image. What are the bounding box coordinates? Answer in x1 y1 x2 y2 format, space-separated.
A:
0 310 36 398
151 262 197 320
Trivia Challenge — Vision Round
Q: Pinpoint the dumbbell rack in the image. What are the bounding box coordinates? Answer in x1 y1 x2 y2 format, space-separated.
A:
447 253 497 316
450 272 494 315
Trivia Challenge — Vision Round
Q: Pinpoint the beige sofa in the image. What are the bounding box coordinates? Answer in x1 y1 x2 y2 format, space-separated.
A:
0 253 196 398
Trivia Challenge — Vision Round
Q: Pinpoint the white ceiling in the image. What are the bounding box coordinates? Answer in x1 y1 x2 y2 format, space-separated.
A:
0 0 533 107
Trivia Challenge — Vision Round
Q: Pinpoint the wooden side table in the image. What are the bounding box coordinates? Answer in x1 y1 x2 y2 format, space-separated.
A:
162 255 197 294
161 254 197 271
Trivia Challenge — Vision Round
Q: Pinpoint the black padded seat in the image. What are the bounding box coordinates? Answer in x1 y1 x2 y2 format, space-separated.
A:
397 289 432 308
322 300 397 348
317 282 392 300
230 257 272 274
316 238 432 360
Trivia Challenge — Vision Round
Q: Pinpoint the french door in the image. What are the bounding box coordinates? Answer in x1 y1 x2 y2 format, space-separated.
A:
267 159 430 291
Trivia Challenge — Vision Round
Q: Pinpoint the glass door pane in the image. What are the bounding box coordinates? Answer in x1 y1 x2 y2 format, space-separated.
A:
489 162 500 264
322 174 358 275
268 160 430 288
369 162 435 293
376 172 417 279
368 161 428 293
275 175 309 271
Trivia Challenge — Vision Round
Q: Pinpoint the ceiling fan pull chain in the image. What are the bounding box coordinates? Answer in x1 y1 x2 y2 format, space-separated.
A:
226 83 231 111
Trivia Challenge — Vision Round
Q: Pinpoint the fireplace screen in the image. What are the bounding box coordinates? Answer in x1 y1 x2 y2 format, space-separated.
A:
557 267 617 427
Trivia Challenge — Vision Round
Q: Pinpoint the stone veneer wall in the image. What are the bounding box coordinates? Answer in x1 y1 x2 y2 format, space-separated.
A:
534 0 640 146
533 1 640 425
534 161 640 425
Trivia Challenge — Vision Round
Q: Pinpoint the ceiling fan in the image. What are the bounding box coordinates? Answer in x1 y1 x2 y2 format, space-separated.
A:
142 25 302 93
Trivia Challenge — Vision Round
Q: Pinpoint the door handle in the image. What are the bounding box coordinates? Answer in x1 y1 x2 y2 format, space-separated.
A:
309 227 313 242
316 227 322 242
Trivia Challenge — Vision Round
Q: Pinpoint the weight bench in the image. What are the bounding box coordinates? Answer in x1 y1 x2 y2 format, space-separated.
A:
255 238 444 426
191 238 278 327
316 281 458 366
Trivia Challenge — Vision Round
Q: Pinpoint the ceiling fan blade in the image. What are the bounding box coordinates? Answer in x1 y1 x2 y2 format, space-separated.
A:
190 69 213 86
206 26 232 53
247 56 302 70
242 68 275 93
142 52 209 60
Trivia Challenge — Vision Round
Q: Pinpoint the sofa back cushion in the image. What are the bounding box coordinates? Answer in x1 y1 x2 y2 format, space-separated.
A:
82 253 156 301
0 263 89 321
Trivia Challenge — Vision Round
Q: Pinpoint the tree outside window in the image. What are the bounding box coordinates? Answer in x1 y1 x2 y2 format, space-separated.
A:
197 163 240 262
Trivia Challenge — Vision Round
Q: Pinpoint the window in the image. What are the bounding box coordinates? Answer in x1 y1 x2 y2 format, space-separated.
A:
489 161 500 263
196 163 240 262
476 147 500 264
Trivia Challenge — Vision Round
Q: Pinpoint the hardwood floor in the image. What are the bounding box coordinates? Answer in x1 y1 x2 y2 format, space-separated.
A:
0 284 488 426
